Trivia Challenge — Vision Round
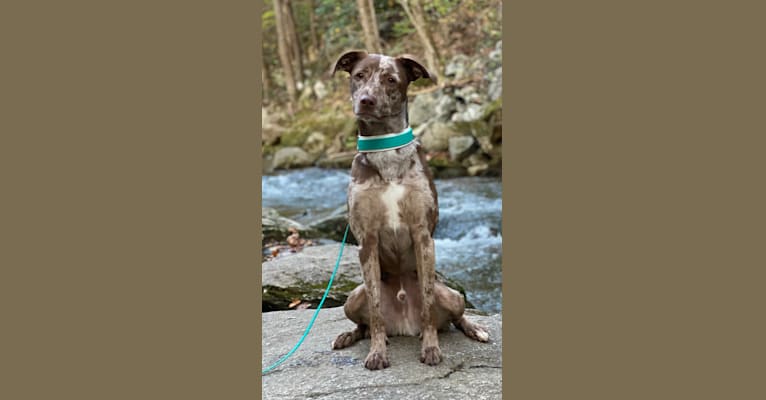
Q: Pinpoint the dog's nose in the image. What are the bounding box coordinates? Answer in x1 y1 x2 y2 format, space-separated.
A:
359 95 376 107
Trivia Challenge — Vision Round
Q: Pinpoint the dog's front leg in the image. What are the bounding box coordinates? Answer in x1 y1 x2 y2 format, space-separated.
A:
412 228 441 365
359 232 390 370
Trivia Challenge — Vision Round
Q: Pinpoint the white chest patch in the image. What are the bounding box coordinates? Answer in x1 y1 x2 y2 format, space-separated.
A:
380 183 406 230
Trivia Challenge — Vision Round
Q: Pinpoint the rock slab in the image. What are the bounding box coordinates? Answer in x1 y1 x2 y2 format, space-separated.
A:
262 307 502 400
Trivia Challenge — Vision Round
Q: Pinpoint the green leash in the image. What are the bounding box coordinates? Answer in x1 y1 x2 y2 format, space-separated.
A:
262 224 351 375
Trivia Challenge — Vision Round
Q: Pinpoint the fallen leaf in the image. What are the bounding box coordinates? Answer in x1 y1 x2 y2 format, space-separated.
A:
296 303 311 310
288 299 301 308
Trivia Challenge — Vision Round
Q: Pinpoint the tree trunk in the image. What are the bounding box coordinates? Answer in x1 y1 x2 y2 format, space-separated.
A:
307 0 319 62
398 0 443 82
262 57 271 105
356 0 382 53
273 0 296 114
283 0 304 85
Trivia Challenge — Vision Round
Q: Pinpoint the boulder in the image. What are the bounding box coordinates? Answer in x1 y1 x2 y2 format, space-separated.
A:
433 94 459 122
452 103 485 123
272 147 314 169
449 136 478 161
408 92 438 127
262 307 502 400
262 244 473 311
418 122 463 152
444 54 471 80
304 131 328 156
409 91 457 127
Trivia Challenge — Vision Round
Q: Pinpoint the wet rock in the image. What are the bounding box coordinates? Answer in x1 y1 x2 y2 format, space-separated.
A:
272 147 314 169
262 307 502 399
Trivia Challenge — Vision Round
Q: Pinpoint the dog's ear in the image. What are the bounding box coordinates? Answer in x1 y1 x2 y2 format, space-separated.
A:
332 50 368 76
396 55 436 84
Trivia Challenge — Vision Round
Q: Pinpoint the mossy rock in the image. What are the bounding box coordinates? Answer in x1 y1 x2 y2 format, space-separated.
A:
481 97 502 121
281 111 356 148
452 119 490 138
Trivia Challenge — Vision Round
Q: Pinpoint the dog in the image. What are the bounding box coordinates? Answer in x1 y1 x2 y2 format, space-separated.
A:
330 51 489 370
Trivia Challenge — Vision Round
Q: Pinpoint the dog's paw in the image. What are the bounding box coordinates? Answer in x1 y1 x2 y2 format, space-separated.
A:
364 350 390 370
331 331 356 350
455 317 491 343
420 346 442 366
471 324 490 343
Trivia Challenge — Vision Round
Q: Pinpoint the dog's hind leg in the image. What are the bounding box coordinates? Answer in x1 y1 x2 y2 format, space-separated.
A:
434 283 490 343
332 285 370 349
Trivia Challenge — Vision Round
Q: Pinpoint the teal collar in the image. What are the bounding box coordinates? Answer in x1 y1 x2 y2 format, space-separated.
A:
357 127 415 152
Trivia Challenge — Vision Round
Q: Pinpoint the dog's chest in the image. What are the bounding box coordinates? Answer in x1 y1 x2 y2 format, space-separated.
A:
348 151 434 231
379 182 406 230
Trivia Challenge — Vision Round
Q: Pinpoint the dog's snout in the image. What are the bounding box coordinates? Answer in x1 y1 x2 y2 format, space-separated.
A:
359 95 376 107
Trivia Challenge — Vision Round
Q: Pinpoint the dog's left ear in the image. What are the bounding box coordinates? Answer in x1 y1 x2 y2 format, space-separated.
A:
397 55 436 84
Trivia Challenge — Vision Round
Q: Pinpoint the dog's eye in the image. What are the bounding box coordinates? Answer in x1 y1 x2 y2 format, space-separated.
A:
387 77 396 83
355 72 365 79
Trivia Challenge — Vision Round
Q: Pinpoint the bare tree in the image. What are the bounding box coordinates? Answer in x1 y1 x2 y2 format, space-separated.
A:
356 0 382 53
307 0 320 62
262 57 271 105
273 0 297 114
397 0 444 82
283 0 304 85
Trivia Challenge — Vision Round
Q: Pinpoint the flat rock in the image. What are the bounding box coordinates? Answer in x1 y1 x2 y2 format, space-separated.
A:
262 307 502 400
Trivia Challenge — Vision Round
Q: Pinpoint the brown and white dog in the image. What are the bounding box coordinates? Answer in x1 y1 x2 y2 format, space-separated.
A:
330 51 489 370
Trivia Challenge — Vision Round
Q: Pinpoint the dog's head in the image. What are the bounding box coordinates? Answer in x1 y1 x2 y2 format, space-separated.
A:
332 51 435 122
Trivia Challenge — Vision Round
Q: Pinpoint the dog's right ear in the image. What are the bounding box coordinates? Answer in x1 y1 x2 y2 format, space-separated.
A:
332 51 368 76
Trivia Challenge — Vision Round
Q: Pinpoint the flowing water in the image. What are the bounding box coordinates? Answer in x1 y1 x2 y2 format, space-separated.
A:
263 168 503 313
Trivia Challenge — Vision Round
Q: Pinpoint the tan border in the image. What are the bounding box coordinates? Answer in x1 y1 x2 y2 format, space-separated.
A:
506 1 766 399
2 1 261 398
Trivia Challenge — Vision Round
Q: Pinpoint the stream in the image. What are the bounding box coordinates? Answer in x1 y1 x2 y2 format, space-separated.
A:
262 167 502 313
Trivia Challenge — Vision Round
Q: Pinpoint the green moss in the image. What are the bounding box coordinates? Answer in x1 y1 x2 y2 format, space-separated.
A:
281 110 356 148
482 97 502 121
453 119 490 137
428 154 460 168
